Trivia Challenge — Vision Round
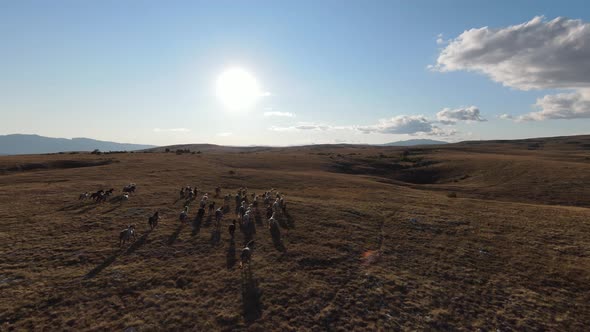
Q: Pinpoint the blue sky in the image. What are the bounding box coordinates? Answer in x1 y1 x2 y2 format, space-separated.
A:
1 1 590 145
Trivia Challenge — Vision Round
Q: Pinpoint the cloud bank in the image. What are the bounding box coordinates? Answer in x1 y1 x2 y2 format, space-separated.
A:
433 16 590 120
269 115 460 137
521 89 590 121
264 111 295 117
436 106 485 124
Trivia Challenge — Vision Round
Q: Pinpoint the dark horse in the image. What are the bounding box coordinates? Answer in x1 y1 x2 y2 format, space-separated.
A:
148 211 160 230
123 184 136 193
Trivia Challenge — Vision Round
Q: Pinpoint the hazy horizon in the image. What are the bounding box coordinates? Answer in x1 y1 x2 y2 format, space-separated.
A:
2 1 590 146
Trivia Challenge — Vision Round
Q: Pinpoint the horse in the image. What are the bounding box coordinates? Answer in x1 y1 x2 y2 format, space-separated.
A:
240 240 254 269
228 220 236 239
123 184 136 193
119 225 136 247
215 207 223 224
179 206 189 223
90 190 103 200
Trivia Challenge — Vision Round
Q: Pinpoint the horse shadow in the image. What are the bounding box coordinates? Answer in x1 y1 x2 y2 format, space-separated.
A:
167 222 186 245
103 198 124 214
76 204 101 215
226 239 237 269
241 265 262 323
283 211 295 228
109 195 124 204
204 215 213 227
84 250 120 279
210 227 221 246
58 201 87 212
126 230 152 255
270 229 287 253
83 229 152 279
284 210 295 229
254 210 263 226
192 214 203 236
241 224 254 243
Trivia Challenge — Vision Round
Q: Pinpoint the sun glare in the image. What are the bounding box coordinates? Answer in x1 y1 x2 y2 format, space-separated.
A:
216 68 263 110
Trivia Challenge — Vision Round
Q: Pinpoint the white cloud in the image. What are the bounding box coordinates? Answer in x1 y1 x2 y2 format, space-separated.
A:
357 115 434 134
217 132 232 137
356 115 457 137
433 16 590 121
436 106 485 124
269 123 332 131
264 111 295 117
433 16 590 91
153 128 190 133
498 113 513 120
518 89 590 121
269 115 460 137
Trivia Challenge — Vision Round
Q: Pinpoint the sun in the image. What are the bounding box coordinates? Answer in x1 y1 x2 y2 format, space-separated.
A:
216 67 263 110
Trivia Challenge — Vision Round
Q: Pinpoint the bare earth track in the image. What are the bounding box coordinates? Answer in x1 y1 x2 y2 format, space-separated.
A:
1 136 590 330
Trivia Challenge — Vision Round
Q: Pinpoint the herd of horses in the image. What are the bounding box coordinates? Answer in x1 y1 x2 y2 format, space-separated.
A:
79 183 136 203
81 184 288 270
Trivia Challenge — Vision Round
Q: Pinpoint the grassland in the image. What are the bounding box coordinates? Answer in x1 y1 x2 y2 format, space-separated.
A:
1 136 590 331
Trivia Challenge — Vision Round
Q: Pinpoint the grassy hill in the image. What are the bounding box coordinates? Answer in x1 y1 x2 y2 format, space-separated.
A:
1 135 590 330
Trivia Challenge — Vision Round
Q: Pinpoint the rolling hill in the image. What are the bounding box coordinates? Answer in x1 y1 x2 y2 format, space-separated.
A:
381 139 449 146
1 134 590 330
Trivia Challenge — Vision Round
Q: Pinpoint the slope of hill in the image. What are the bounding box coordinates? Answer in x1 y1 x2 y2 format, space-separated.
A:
1 134 590 330
0 134 155 155
381 139 448 146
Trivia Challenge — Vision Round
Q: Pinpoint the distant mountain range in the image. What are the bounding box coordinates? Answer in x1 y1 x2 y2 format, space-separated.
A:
381 139 449 146
0 134 156 155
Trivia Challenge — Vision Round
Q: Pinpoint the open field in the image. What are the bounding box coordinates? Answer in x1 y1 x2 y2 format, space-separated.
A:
2 136 590 331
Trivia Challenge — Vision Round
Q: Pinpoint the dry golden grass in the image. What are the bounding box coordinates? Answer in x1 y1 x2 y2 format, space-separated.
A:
1 138 590 330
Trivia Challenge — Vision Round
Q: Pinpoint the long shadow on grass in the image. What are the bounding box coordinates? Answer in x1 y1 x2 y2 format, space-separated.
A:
58 201 88 212
168 222 187 245
204 215 213 227
283 210 295 229
192 214 203 236
76 204 102 215
255 210 263 226
241 265 262 323
84 250 119 279
84 229 152 279
210 223 221 246
227 239 237 269
270 227 287 253
126 230 152 255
